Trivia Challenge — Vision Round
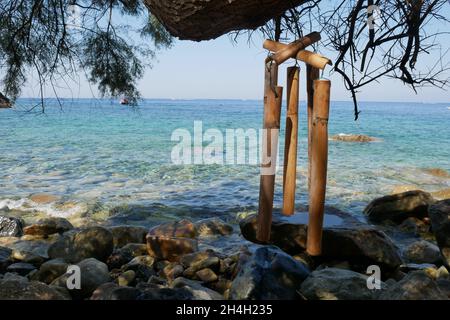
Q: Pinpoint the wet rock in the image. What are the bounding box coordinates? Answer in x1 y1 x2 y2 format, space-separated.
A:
379 271 447 300
330 134 378 142
121 256 155 283
196 268 218 283
429 199 450 267
48 226 113 263
149 219 197 239
300 268 382 300
423 168 450 178
31 258 69 284
230 246 310 300
29 193 60 204
6 262 36 276
0 216 23 237
117 270 136 287
399 217 430 235
0 246 12 272
107 243 148 269
146 235 198 262
137 285 193 300
51 258 111 298
195 218 233 237
364 190 435 224
4 238 54 265
160 262 184 281
436 279 450 298
0 279 69 300
432 188 450 201
404 240 443 265
181 250 221 274
171 277 223 300
23 217 73 237
240 213 402 269
91 282 140 300
108 225 147 248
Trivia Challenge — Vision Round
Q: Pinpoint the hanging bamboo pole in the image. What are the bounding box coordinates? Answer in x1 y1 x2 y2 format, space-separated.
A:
282 67 300 216
306 79 330 256
306 65 320 191
257 61 282 243
268 32 321 65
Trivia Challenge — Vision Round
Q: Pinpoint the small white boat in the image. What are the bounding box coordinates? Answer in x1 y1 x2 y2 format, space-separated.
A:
120 98 129 105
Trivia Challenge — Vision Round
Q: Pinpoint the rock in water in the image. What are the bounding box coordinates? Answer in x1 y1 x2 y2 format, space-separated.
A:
108 225 148 247
0 279 69 300
149 219 197 238
48 227 113 263
429 199 450 267
240 214 402 269
147 236 198 262
403 240 443 265
51 258 111 298
0 216 23 237
194 218 233 237
379 271 447 300
364 190 435 224
330 134 377 142
229 246 310 300
23 217 73 237
300 268 383 300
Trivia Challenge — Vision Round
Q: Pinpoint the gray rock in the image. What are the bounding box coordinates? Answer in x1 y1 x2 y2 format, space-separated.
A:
379 271 447 300
0 246 12 272
48 227 113 263
429 199 450 267
300 268 383 300
171 277 223 300
106 243 148 269
0 279 69 300
30 258 69 284
436 279 450 299
108 225 147 248
403 240 443 265
51 258 111 298
194 218 233 237
0 216 23 237
240 213 402 269
90 282 140 300
23 217 73 236
122 255 156 283
6 262 36 276
364 190 435 224
229 246 310 300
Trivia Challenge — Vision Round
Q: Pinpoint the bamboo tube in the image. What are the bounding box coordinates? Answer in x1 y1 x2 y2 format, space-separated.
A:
306 65 320 191
282 67 300 216
306 79 330 256
263 40 332 70
257 62 282 243
268 32 321 65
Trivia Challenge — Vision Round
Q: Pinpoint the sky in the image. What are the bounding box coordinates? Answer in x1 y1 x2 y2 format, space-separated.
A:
18 4 450 103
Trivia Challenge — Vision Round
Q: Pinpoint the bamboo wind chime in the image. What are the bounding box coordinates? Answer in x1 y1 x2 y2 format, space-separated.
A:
256 32 332 256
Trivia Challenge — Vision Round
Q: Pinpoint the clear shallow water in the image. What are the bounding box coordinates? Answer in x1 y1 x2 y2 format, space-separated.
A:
0 99 449 225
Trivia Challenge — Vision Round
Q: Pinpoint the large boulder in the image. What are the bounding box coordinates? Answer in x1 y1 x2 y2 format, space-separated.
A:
0 216 23 237
30 258 69 284
51 258 111 298
108 225 148 248
299 268 383 300
240 213 402 269
0 279 69 300
379 271 447 300
428 199 450 267
403 240 443 265
229 246 310 300
23 217 73 237
364 190 435 224
48 227 113 263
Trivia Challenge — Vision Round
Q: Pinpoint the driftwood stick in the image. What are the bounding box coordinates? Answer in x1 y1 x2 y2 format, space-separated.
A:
282 67 300 216
267 32 321 65
306 79 330 256
257 62 282 243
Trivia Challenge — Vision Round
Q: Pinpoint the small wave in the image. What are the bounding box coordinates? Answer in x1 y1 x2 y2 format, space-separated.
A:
0 197 86 218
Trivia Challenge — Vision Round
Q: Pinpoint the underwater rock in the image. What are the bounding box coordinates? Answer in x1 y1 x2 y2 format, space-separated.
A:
364 190 435 224
29 193 60 204
229 246 310 300
48 226 113 263
429 199 450 267
330 134 378 142
300 268 383 300
149 219 197 239
0 216 23 237
24 217 73 237
108 225 148 248
422 168 450 178
194 218 233 237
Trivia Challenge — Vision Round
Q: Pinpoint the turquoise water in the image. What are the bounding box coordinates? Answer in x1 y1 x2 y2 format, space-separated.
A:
0 99 449 225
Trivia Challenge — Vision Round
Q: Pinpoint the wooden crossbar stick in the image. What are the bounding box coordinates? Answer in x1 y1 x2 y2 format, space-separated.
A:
263 40 332 70
306 79 330 256
282 67 300 216
256 61 282 243
266 32 321 66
